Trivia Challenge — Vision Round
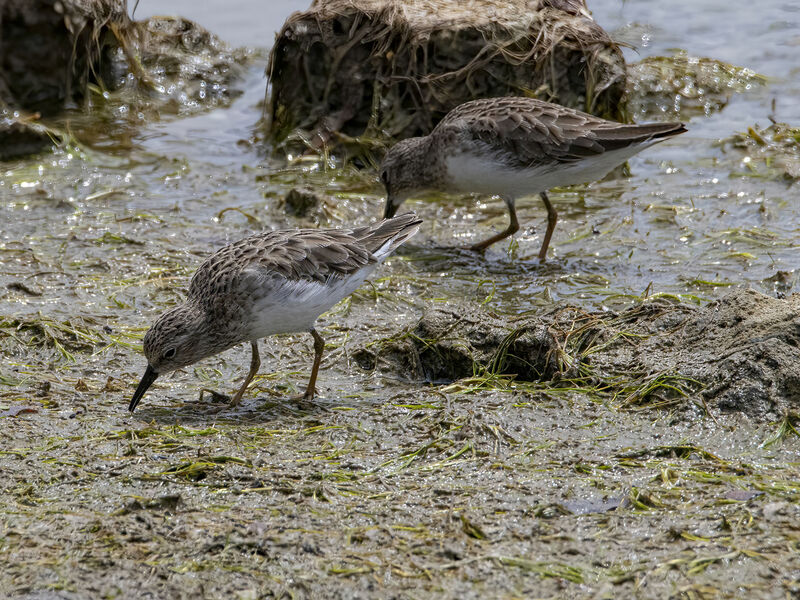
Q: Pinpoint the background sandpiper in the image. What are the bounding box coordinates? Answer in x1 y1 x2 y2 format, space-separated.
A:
380 97 686 260
128 213 422 412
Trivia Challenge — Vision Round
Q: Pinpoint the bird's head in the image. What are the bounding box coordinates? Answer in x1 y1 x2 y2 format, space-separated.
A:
380 137 435 218
129 303 212 412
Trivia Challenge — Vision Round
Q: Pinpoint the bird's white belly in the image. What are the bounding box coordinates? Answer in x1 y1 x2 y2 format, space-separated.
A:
444 143 654 198
244 265 378 339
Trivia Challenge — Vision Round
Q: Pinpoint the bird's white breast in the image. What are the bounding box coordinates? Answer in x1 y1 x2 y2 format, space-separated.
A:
444 142 655 198
242 264 379 339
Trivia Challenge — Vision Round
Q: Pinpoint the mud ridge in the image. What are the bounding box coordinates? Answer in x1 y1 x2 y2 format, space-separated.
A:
356 289 800 419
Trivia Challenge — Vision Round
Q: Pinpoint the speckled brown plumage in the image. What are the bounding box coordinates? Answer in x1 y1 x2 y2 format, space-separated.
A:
129 213 422 412
192 217 417 296
380 96 686 259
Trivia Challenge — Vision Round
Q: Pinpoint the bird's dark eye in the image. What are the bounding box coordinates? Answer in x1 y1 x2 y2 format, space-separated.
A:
163 348 176 360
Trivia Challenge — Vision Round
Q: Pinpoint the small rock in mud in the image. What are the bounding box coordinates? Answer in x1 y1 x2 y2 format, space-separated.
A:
762 270 796 298
0 116 57 160
282 187 322 218
117 494 182 515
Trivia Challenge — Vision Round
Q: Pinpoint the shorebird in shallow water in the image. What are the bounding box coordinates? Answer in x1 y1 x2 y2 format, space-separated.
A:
129 213 421 412
380 97 686 260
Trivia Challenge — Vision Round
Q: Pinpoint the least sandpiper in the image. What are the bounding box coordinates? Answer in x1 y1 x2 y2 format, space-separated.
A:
129 213 422 412
380 97 686 260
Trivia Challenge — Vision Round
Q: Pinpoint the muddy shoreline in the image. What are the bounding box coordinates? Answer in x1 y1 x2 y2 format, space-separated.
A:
3 283 799 599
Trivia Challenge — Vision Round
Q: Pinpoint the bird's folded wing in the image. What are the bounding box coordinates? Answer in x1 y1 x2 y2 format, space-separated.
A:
188 229 375 312
442 105 608 169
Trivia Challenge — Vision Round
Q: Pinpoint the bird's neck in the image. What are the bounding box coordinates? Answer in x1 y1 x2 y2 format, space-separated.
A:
405 135 445 190
184 299 243 360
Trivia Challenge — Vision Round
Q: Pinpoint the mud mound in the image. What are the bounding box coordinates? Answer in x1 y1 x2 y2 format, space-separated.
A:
0 0 124 156
354 304 561 382
634 289 800 416
266 0 626 150
357 289 800 419
0 0 126 116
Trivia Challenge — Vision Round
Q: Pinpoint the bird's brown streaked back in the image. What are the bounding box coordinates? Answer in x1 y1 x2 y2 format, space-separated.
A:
435 97 686 170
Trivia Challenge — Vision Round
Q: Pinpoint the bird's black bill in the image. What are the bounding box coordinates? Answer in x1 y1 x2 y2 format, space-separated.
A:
383 200 398 219
129 365 158 413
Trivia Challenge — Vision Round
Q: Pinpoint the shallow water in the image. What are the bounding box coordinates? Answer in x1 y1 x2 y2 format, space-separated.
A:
1 2 800 598
6 0 795 321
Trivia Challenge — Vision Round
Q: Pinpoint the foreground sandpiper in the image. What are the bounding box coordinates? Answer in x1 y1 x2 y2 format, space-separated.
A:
380 97 686 260
129 213 422 412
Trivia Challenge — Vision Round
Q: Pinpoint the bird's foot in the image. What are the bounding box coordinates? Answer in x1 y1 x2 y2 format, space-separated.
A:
289 389 327 412
199 388 231 403
198 388 246 414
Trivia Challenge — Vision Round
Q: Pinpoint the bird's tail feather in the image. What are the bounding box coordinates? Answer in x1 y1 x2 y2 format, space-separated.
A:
354 212 422 259
594 122 687 151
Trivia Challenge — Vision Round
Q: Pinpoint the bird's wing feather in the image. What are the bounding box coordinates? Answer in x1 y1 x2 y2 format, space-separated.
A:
187 214 421 314
188 229 375 312
435 97 684 169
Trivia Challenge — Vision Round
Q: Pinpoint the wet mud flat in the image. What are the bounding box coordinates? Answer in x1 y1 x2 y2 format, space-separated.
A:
3 286 800 599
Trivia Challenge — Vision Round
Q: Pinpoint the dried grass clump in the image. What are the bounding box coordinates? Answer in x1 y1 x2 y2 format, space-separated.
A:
0 0 127 115
266 0 627 151
357 289 800 419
